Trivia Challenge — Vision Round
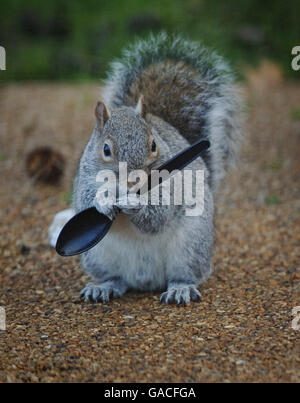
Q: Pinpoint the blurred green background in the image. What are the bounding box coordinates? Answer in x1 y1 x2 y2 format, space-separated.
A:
0 0 298 81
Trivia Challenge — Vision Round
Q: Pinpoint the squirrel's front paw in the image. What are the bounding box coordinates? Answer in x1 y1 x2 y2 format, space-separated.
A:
80 282 125 303
160 283 202 305
94 193 118 221
116 193 142 215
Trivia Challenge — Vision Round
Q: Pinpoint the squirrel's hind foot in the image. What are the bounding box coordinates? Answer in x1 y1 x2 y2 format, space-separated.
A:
80 280 127 303
160 283 202 306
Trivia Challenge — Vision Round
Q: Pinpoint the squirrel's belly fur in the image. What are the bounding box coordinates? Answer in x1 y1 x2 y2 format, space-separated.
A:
82 214 173 290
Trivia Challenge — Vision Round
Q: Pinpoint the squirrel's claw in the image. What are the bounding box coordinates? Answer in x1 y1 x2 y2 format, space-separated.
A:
160 284 202 305
80 282 124 303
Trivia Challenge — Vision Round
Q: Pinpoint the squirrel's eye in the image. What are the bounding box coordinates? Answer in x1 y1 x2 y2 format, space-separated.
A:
151 140 156 153
103 143 111 157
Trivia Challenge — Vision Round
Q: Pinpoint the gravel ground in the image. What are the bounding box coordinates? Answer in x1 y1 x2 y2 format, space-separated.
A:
0 80 299 382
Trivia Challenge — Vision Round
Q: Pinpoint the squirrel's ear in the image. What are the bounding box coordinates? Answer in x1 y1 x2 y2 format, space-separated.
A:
95 101 111 131
135 95 147 119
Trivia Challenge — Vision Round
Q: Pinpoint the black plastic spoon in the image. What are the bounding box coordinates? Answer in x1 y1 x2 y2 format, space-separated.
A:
56 139 210 256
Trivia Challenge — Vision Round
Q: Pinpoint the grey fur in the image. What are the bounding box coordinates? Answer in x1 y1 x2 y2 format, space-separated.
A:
72 33 241 305
102 32 242 190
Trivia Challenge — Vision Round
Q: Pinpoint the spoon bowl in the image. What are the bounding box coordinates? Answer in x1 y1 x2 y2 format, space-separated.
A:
56 207 112 256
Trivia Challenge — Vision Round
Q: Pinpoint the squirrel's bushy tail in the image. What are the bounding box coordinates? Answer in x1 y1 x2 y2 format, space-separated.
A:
102 33 242 191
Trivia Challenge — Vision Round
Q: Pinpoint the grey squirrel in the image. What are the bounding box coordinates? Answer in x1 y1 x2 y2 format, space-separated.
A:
49 33 241 305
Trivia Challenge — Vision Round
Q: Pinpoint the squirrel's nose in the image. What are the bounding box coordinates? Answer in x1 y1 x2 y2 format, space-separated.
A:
127 167 149 189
